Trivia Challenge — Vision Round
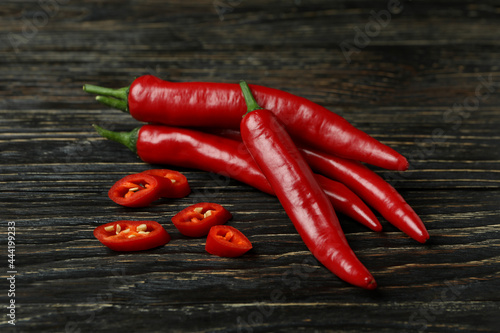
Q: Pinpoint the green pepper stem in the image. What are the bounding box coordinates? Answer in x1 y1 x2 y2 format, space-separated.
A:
83 84 129 101
93 124 139 154
240 80 263 117
95 95 128 112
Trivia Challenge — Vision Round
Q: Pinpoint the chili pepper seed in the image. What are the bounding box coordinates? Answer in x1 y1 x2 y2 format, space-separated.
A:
136 224 148 232
104 225 115 232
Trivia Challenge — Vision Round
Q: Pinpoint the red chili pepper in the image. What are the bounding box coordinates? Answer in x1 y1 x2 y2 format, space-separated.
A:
205 225 252 258
140 169 191 198
93 125 381 231
239 81 376 289
301 148 430 243
83 75 408 171
171 202 232 237
93 220 171 251
108 173 164 207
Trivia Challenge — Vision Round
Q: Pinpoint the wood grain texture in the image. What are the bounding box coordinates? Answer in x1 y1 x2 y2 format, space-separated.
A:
1 1 499 332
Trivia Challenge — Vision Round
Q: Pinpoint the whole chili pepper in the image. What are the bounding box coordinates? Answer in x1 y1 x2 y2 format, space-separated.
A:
301 149 429 243
93 124 381 232
83 75 408 171
239 81 376 289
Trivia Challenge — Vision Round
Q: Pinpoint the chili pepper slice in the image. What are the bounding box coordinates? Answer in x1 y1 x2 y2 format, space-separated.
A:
171 202 232 237
205 225 252 258
93 220 171 251
108 173 163 207
140 169 191 198
239 81 376 289
83 75 408 171
93 125 381 231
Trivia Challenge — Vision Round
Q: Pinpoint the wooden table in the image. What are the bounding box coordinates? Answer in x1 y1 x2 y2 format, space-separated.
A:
1 1 499 332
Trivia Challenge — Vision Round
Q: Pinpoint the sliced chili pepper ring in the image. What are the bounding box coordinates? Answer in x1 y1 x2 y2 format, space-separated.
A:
93 220 171 251
205 225 252 257
171 202 232 237
108 173 163 207
140 169 191 198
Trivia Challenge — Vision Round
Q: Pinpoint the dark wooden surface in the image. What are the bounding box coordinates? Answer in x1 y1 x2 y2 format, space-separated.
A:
1 1 500 332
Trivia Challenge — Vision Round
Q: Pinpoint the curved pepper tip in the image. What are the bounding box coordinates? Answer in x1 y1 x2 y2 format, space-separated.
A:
362 218 382 232
397 156 410 171
370 222 383 233
354 275 377 290
416 230 430 244
406 225 430 244
365 278 378 290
